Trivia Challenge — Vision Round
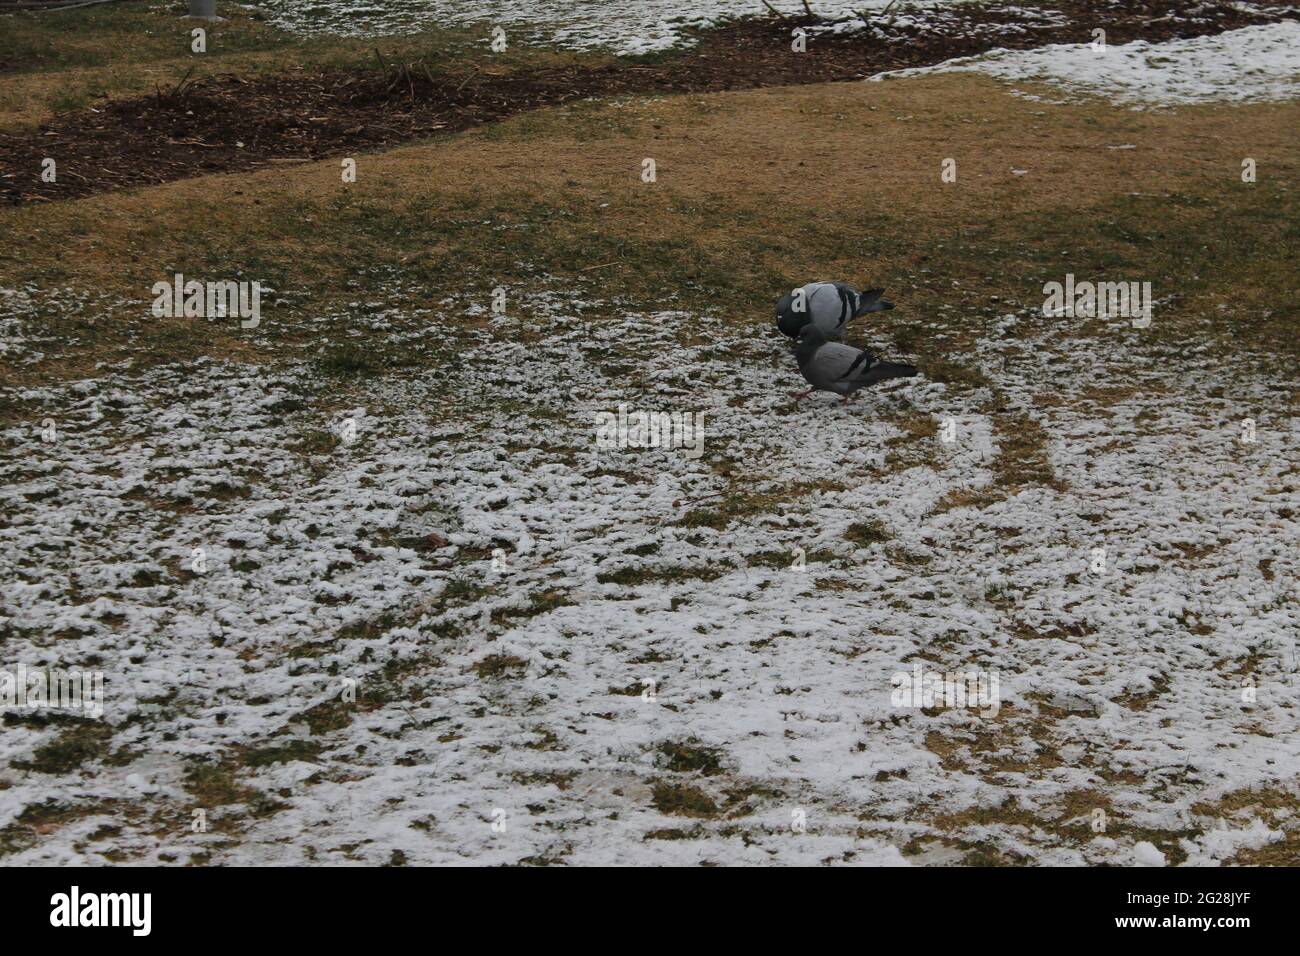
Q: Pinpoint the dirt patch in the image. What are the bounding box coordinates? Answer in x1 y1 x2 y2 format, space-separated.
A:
1 1 1287 204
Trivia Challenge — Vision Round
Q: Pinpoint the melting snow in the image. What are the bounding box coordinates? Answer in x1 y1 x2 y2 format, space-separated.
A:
2 289 1297 864
871 21 1300 106
251 0 965 54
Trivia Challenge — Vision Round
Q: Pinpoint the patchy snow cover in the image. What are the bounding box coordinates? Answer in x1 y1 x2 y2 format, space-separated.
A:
1 289 1297 865
811 2 1067 40
251 0 960 54
871 21 1300 106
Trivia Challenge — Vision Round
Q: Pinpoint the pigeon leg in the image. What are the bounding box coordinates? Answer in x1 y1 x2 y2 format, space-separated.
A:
790 388 814 402
841 393 852 405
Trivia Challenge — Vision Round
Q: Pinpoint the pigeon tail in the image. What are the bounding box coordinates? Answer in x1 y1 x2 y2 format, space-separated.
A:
854 288 895 317
864 361 918 384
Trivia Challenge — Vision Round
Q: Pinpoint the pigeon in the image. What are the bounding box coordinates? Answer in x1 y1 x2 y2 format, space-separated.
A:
776 281 893 340
792 325 918 403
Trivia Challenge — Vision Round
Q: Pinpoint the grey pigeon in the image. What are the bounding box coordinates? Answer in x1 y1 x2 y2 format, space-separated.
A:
793 325 918 403
776 281 893 340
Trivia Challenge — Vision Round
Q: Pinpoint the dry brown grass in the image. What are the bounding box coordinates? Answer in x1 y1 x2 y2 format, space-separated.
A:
4 72 1297 389
9 73 1298 282
0 5 593 129
1192 782 1300 864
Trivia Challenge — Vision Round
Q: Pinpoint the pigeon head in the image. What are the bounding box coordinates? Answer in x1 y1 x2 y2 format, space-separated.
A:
775 290 809 339
794 324 828 363
797 324 828 346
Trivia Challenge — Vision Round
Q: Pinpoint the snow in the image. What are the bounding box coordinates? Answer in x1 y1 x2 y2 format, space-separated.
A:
246 1 1300 107
1132 841 1167 866
871 21 1300 107
2 286 1297 865
250 0 966 55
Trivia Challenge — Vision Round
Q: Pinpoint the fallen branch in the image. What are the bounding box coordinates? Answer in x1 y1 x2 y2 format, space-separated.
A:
166 138 222 148
163 65 198 103
455 67 480 93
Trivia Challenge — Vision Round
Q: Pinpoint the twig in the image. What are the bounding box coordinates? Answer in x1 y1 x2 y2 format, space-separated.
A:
672 491 727 508
760 0 789 21
455 67 480 93
801 0 815 17
166 65 197 101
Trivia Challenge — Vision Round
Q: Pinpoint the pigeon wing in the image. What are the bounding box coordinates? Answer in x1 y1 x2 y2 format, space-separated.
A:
806 282 848 336
843 359 920 394
805 341 872 392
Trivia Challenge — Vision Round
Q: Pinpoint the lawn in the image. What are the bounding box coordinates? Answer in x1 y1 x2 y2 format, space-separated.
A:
1 1 1298 866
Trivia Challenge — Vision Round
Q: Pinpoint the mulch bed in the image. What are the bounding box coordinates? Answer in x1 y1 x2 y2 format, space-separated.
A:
0 1 1290 204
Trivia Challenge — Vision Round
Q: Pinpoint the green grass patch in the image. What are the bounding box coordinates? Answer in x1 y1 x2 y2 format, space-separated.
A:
596 564 728 587
242 739 323 767
0 2 286 75
658 739 725 776
10 720 111 774
489 589 572 624
844 520 890 547
651 781 719 818
474 654 529 679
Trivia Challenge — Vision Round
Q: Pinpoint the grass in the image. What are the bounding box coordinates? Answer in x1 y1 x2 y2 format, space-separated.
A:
10 720 111 773
314 343 383 378
293 427 341 456
489 589 573 623
844 519 890 547
474 654 529 679
242 739 323 767
920 797 1202 867
0 1 604 127
932 406 1064 512
183 757 255 806
0 798 124 858
596 564 728 586
4 13 1299 866
989 412 1061 490
658 739 726 776
0 3 286 75
3 72 1297 392
1194 784 1300 865
651 782 720 818
672 480 852 533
